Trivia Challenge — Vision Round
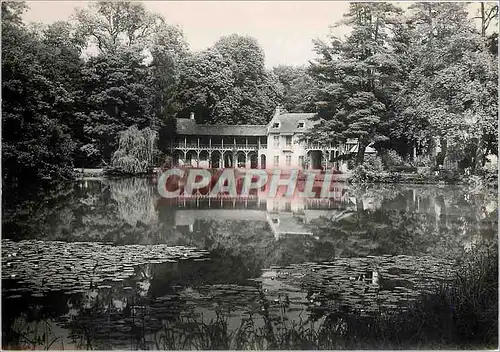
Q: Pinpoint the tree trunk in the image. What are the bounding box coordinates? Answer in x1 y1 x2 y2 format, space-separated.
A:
481 2 486 37
436 137 447 168
356 197 364 213
473 137 484 173
356 140 368 165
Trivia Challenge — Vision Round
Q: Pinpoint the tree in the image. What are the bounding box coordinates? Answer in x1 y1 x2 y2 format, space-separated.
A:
213 34 283 124
73 1 189 165
110 125 158 174
2 2 83 183
307 3 403 164
149 24 188 117
175 34 283 125
74 1 162 54
174 48 235 123
393 3 498 171
273 65 319 112
78 47 156 164
149 23 189 153
474 2 498 38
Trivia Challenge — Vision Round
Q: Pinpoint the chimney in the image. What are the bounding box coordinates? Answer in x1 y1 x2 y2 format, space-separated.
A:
190 112 195 120
274 105 282 116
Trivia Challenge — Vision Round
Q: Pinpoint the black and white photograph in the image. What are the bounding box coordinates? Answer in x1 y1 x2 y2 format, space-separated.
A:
1 1 498 350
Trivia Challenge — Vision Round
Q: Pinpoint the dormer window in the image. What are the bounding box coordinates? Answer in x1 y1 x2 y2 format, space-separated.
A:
297 121 305 128
272 122 280 129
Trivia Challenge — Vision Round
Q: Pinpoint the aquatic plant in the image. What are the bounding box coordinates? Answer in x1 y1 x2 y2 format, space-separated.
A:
150 246 498 350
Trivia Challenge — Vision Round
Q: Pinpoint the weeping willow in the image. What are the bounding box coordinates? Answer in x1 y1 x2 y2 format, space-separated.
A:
111 126 158 174
108 178 158 226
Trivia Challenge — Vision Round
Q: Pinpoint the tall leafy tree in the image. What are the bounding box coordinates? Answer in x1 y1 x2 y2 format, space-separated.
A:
273 65 319 113
175 34 283 125
175 48 235 123
74 1 162 53
78 48 155 164
394 3 498 170
307 3 403 164
2 2 83 183
73 1 168 164
213 34 283 124
149 24 189 153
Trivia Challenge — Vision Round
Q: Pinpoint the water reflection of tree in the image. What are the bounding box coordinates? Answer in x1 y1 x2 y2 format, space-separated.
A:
309 186 497 258
108 178 158 226
164 220 276 280
75 178 170 244
2 182 80 241
174 219 339 270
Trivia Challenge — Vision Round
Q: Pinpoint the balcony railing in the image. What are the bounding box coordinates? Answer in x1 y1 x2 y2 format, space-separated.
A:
169 143 267 150
168 141 354 151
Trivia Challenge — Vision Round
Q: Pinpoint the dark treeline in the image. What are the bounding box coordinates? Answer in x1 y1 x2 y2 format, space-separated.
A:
2 2 498 184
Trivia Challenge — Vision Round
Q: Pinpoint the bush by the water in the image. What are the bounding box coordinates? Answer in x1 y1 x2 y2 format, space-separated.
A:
351 153 465 185
382 150 404 167
350 155 383 183
109 126 158 175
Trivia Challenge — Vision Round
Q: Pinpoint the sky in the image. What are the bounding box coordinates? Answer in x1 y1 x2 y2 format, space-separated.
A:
22 1 486 68
22 1 353 68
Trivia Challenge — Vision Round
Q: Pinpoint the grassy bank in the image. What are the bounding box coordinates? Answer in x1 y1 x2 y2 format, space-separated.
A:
73 168 104 177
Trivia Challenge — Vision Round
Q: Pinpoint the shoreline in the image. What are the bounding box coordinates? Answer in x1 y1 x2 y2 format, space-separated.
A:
72 167 496 187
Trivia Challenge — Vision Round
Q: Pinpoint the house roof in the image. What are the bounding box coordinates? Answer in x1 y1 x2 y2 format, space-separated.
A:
268 113 317 134
176 119 267 136
176 110 321 137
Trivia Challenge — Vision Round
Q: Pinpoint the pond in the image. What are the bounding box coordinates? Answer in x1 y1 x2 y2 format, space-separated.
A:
1 177 497 349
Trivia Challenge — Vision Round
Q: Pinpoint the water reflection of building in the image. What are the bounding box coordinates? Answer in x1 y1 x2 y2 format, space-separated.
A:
168 185 356 239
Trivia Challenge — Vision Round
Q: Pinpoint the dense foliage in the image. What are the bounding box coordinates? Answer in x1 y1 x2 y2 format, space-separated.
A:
2 2 498 183
110 126 158 174
304 2 498 168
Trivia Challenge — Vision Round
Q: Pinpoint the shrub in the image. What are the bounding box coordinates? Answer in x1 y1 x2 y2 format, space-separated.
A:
350 155 383 183
437 169 462 183
387 165 418 173
382 150 404 167
363 154 384 173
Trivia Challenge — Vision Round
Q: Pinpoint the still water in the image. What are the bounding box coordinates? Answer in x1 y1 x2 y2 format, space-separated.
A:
2 177 497 349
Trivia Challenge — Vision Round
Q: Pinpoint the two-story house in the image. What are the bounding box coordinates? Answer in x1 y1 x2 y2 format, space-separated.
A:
168 107 372 171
